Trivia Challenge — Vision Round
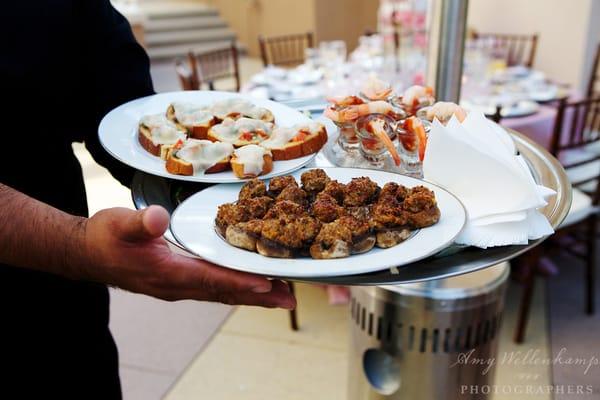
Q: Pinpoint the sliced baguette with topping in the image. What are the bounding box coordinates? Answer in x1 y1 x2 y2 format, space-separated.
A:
230 145 273 178
138 114 187 159
210 98 275 123
166 102 217 140
260 122 328 161
165 139 233 176
208 117 274 147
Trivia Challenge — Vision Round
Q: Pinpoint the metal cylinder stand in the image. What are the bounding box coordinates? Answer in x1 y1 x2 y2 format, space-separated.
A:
347 262 509 400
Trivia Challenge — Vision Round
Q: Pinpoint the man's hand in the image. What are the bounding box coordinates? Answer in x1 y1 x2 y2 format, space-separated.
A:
82 205 296 309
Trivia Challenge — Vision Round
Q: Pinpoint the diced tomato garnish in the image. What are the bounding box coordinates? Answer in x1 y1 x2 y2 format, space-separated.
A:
240 132 254 141
174 139 184 149
292 130 309 142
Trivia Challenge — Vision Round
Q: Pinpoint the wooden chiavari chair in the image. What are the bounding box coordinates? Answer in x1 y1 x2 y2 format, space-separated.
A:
258 32 314 67
472 32 539 68
513 95 600 343
174 58 198 91
190 43 240 92
175 43 240 92
586 43 600 98
488 105 503 124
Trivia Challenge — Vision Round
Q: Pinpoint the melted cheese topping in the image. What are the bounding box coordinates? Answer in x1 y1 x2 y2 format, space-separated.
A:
211 117 274 143
260 122 323 149
210 98 271 120
141 113 186 145
234 145 271 176
176 139 234 173
171 102 213 127
300 121 325 135
260 127 297 149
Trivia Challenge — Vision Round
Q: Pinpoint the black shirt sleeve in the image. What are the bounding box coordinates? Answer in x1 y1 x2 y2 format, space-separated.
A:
81 0 155 188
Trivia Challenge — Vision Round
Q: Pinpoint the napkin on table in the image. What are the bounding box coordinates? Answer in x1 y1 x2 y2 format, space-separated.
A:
423 111 555 248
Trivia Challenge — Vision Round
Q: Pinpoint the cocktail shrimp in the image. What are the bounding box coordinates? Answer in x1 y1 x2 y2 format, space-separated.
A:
425 101 467 124
368 118 401 166
401 85 435 108
324 101 394 123
361 77 393 101
326 95 365 108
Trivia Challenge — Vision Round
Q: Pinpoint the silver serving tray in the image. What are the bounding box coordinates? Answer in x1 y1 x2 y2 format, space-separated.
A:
131 127 571 285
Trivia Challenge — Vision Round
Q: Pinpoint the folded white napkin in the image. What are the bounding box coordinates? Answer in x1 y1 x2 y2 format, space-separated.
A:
423 112 555 248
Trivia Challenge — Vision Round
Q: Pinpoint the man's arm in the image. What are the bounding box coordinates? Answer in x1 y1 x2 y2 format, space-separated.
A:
0 183 295 308
0 184 87 278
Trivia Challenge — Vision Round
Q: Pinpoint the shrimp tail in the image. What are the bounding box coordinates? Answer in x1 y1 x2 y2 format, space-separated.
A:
323 107 340 122
407 117 428 161
369 119 402 166
377 87 394 100
339 107 359 121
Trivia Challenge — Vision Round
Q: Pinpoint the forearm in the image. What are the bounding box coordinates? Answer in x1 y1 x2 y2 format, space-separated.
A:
0 184 294 307
0 183 88 279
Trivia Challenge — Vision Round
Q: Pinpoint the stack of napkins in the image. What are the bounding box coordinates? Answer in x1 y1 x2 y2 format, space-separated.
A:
423 112 555 248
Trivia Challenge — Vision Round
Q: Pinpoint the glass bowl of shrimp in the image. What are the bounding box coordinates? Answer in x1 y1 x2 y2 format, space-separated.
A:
354 113 401 169
324 95 407 153
390 85 436 117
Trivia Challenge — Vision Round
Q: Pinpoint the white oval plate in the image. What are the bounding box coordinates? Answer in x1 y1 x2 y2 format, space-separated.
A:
460 99 539 118
98 91 318 183
170 167 467 278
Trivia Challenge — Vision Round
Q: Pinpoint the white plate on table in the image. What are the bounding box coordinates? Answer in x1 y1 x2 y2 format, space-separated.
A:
528 86 569 103
170 167 467 278
98 91 318 183
461 99 539 118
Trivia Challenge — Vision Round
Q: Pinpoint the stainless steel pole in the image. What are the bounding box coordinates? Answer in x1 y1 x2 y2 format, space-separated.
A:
426 0 469 103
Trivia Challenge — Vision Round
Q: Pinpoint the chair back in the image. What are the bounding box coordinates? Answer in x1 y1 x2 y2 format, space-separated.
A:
488 105 503 124
189 43 240 92
550 96 600 205
586 43 600 98
258 32 314 67
175 58 198 91
472 32 538 68
363 29 400 53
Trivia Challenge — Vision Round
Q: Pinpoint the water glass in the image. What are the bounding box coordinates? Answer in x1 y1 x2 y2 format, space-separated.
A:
304 47 320 69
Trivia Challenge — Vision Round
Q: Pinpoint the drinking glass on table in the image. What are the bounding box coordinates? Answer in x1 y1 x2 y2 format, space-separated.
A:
304 47 321 69
320 40 347 74
321 40 347 63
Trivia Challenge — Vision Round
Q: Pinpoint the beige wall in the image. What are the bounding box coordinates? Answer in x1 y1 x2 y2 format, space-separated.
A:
468 0 599 91
207 0 378 58
206 0 316 56
315 0 379 51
